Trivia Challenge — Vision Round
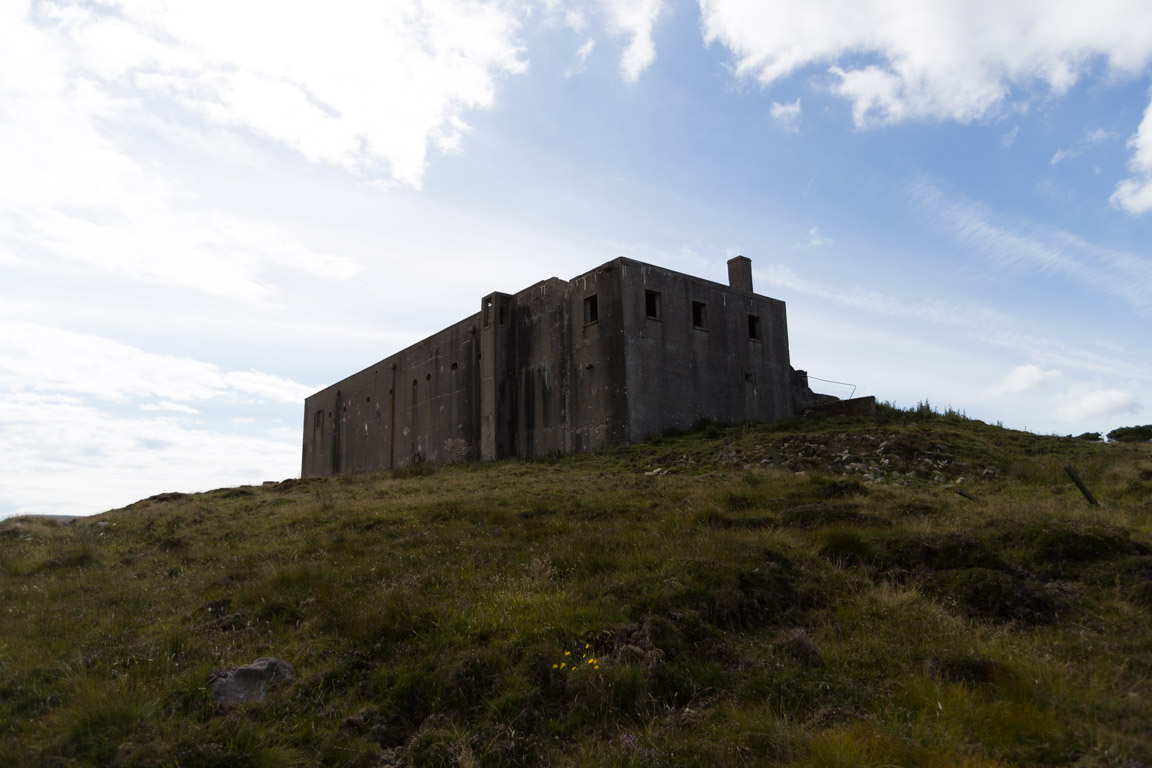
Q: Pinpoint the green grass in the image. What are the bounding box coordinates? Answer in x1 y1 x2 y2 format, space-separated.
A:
1 405 1151 766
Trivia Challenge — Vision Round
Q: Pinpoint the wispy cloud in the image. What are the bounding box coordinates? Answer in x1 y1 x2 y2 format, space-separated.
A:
567 38 597 76
140 401 201 415
909 179 1152 314
987 364 1061 395
770 99 802 131
1051 126 1118 164
806 225 831 247
0 393 299 517
1053 383 1142 423
0 323 314 517
761 263 1010 330
0 321 315 404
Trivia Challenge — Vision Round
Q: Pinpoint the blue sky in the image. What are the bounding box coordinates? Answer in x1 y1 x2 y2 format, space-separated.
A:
2 0 1151 517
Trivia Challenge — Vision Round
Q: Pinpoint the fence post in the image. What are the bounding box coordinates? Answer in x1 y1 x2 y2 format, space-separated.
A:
1064 465 1099 507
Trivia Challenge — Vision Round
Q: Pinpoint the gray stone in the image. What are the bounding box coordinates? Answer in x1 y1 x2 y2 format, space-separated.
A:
208 657 295 705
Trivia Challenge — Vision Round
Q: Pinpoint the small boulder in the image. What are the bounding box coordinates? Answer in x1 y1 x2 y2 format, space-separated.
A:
209 657 295 705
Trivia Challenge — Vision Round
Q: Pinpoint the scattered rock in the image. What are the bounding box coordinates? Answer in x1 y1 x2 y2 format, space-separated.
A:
208 657 295 705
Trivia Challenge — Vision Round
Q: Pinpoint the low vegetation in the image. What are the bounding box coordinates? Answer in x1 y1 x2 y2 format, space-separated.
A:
2 403 1151 767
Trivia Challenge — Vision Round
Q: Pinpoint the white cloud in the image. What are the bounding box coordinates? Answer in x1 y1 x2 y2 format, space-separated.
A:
0 4 368 299
0 393 300 517
565 9 587 32
0 321 315 405
0 323 313 516
988 364 1061 395
1001 125 1019 147
1112 96 1152 213
4 0 529 191
140 401 201 415
698 0 1152 209
699 0 1152 125
1053 384 1142 422
807 225 831 247
567 38 596 76
601 0 664 82
770 98 802 131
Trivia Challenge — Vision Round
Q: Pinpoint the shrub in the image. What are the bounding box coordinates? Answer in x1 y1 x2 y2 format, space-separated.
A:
1107 424 1152 443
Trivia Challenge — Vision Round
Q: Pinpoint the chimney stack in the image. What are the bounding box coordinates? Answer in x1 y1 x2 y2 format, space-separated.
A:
727 255 753 293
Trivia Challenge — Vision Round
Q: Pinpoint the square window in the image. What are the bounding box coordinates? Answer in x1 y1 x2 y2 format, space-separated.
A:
692 301 707 329
583 295 599 325
748 314 762 341
645 289 662 319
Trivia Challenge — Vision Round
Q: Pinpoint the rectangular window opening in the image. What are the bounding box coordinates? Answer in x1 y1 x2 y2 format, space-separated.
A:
313 410 324 430
692 301 707 329
482 298 493 328
645 289 662 319
583 294 599 325
748 314 762 341
743 372 756 385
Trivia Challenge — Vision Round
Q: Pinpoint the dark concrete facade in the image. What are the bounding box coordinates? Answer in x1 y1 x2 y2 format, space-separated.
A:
302 257 813 477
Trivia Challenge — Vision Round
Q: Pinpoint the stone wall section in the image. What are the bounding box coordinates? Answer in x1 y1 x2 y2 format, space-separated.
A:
618 258 794 443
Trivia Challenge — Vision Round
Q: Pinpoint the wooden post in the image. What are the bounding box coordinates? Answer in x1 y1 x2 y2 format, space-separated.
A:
1064 465 1099 507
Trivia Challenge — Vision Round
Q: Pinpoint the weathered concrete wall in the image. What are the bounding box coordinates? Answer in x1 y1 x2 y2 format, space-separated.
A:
566 261 630 454
301 314 481 476
510 279 571 458
619 258 794 443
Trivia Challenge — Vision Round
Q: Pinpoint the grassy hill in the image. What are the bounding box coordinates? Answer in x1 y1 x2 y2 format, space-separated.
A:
2 404 1151 767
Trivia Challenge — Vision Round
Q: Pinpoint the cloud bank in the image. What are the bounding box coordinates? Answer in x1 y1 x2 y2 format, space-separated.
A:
698 0 1152 212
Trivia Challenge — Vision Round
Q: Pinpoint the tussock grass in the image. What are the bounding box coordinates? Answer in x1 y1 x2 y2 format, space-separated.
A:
1 406 1150 766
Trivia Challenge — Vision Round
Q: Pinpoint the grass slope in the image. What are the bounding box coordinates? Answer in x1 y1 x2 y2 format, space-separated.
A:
2 404 1151 767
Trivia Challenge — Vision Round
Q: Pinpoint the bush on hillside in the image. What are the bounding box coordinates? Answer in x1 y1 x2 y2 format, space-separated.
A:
1107 425 1152 443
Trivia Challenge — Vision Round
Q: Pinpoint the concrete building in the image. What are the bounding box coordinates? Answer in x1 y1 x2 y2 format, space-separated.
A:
301 256 813 477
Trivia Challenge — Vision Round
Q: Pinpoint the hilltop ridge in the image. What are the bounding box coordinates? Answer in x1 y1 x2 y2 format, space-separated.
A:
2 405 1151 767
